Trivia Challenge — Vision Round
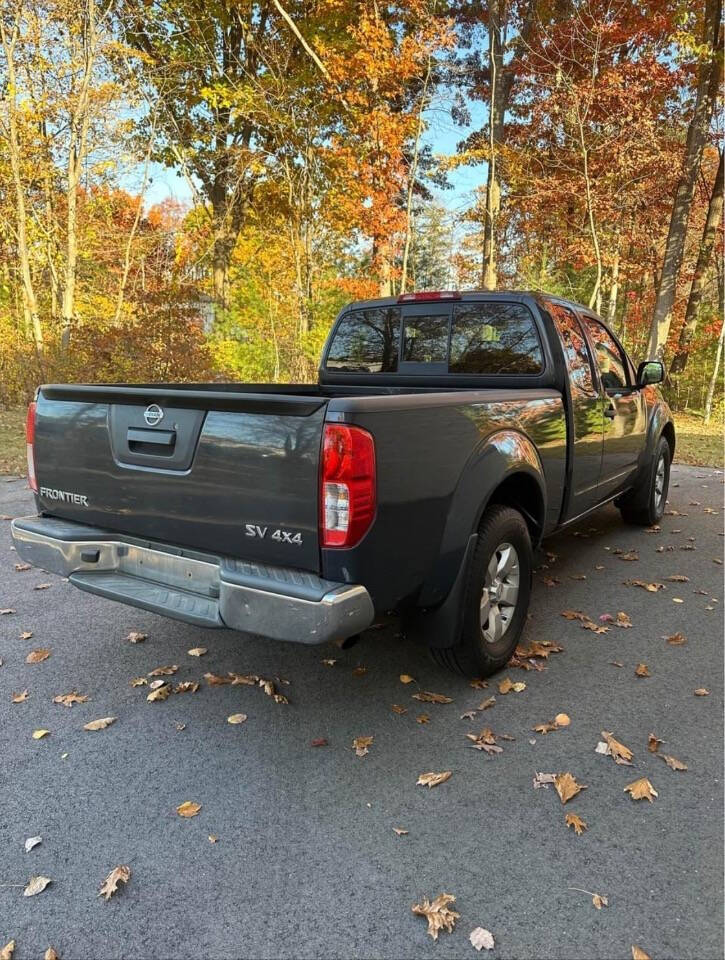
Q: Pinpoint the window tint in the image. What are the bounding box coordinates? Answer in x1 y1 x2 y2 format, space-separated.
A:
326 307 401 373
449 302 543 374
402 314 449 363
547 302 596 396
581 316 628 390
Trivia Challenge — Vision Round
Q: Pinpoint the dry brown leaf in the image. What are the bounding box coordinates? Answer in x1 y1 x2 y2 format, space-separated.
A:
479 696 496 710
320 658 337 666
20 631 32 640
659 753 687 771
533 772 556 789
581 619 609 634
32 729 50 740
393 827 408 836
125 631 147 643
208 835 218 843
34 583 51 590
229 672 257 685
15 562 31 571
412 691 453 704
310 738 328 747
148 679 166 690
130 677 147 687
554 772 587 804
0 943 14 960
83 717 116 731
635 663 650 677
416 714 430 724
12 690 29 703
187 647 207 657
26 649 50 664
565 813 587 835
177 801 202 817
44 949 59 960
399 674 415 684
23 875 52 897
666 574 689 582
53 692 89 707
148 664 178 677
665 632 687 645
601 730 634 764
555 713 571 727
561 609 589 621
648 733 664 753
411 893 459 940
624 777 658 802
694 687 710 696
227 713 247 725
258 677 289 703
498 676 526 694
174 681 200 693
353 735 373 757
146 684 170 702
469 678 488 689
592 894 609 910
204 672 232 685
469 927 495 951
534 721 559 734
466 728 503 755
632 947 652 960
99 865 131 900
417 771 452 788
391 704 407 715
460 710 477 720
624 579 664 592
615 611 632 628
352 665 367 676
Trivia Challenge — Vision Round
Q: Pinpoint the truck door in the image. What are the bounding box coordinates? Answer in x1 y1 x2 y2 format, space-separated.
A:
578 314 647 499
547 302 604 518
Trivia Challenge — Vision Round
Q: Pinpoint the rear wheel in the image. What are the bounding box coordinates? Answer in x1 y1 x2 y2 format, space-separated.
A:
430 504 532 677
618 436 671 526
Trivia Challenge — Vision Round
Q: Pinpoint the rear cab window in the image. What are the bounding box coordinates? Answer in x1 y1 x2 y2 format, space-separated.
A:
325 307 401 373
450 302 543 374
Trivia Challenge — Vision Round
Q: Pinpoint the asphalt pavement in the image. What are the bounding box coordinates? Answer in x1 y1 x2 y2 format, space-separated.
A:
1 464 723 960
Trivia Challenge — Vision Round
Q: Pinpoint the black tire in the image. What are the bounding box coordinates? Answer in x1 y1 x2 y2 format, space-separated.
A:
430 504 533 677
618 436 671 526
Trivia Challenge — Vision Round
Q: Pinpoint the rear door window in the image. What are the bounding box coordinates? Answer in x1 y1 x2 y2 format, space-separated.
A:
326 307 401 373
449 302 543 374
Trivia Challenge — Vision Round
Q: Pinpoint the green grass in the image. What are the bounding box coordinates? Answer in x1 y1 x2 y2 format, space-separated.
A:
0 406 722 476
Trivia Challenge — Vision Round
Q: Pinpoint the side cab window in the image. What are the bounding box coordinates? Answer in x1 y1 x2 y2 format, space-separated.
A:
579 316 630 391
546 301 597 396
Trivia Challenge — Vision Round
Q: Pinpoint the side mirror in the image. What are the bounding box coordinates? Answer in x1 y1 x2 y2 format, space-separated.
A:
636 360 664 387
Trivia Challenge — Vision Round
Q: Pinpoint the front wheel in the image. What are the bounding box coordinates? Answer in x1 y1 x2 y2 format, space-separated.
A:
430 504 532 677
618 436 671 526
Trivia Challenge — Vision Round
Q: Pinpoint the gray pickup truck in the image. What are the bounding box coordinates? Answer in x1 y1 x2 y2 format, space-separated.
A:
12 291 674 676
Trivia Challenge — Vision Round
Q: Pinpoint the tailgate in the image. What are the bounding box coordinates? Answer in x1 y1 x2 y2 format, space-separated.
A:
32 385 327 572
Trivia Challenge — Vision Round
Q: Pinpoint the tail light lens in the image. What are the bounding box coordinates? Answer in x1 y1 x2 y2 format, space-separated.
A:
321 424 376 547
26 400 37 492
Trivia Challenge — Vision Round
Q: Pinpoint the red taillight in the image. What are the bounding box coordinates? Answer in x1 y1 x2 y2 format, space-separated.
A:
26 401 37 492
320 424 376 548
397 290 461 303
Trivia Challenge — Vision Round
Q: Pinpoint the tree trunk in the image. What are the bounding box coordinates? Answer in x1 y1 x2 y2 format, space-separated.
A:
482 0 504 290
646 0 722 360
607 246 620 326
670 147 724 374
703 320 724 423
400 57 432 294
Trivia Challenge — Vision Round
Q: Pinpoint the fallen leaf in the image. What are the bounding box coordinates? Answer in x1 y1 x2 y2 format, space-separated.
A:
469 927 495 951
0 943 14 960
615 611 632 628
227 713 247 725
412 691 453 704
666 574 689 582
33 583 51 590
146 684 170 702
479 696 496 710
618 551 639 561
665 632 687 645
632 947 652 960
624 579 665 592
541 576 560 586
393 827 408 836
469 678 488 689
610 660 624 667
672 597 684 603
554 772 587 804
12 690 29 703
659 754 687 771
53 692 89 707
125 631 147 643
534 721 559 734
565 813 587 835
466 728 503 755
592 894 609 910
411 893 459 940
601 730 633 764
352 665 367 677
399 674 415 684
416 714 430 724
353 735 373 757
174 681 199 693
32 729 50 740
208 835 218 843
0 608 16 615
635 663 650 677
311 738 328 747
177 801 202 817
391 704 407 715
83 717 116 731
187 647 207 657
417 771 452 788
648 733 664 753
130 677 147 687
26 649 50 664
99 865 131 900
44 949 59 960
498 676 526 694
460 710 477 720
694 688 710 696
20 631 32 640
555 713 571 727
321 658 337 666
148 679 166 690
533 772 556 789
148 665 178 677
624 777 658 802
15 562 31 571
25 836 42 852
23 875 52 897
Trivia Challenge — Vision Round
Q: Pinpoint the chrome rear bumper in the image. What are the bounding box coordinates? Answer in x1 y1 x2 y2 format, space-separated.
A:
10 516 374 645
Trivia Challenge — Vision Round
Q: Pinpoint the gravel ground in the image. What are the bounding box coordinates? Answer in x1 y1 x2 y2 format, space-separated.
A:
1 463 723 960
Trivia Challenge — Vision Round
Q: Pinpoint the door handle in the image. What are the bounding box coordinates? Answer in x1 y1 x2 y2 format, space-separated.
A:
604 404 616 419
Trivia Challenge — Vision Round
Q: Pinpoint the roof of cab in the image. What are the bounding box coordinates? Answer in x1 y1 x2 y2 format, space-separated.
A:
340 290 593 315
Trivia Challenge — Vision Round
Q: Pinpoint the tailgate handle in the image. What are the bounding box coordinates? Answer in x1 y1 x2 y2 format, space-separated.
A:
127 427 177 451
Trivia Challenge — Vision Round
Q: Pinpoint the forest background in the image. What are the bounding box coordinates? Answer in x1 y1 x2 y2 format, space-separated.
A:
0 0 723 469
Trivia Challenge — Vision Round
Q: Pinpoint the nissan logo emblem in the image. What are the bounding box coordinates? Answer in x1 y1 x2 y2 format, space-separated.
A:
144 404 164 427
